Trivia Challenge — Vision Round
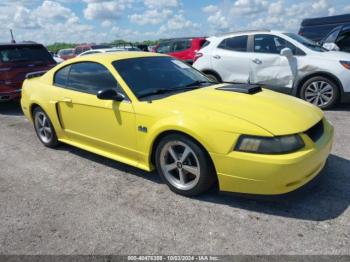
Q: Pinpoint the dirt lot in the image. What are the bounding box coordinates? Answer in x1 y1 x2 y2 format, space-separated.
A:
0 102 349 255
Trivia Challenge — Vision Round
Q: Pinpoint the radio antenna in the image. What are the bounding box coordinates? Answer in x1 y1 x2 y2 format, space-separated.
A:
10 29 16 43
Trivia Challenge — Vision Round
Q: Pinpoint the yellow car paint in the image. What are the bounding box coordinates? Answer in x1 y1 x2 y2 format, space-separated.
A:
21 52 334 195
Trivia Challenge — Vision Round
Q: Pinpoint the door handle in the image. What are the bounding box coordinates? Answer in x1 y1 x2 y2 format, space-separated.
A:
213 55 221 59
61 98 72 103
252 58 262 64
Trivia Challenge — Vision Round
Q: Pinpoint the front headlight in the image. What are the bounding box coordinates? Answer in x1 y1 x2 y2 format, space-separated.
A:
235 134 304 154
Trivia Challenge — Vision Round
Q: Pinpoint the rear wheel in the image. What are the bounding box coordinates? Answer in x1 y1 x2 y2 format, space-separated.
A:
300 76 339 109
33 107 60 148
155 134 216 196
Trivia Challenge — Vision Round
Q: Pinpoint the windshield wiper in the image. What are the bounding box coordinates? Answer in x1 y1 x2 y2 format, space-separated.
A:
183 80 216 88
138 81 215 99
170 80 216 92
138 88 177 99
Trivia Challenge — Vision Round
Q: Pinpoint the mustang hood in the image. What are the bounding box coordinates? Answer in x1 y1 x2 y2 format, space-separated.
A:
165 86 323 136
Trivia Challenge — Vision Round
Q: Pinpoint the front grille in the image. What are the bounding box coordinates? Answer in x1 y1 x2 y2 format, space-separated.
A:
305 120 324 142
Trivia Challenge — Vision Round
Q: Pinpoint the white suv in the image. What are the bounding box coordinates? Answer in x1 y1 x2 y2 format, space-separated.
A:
193 30 350 109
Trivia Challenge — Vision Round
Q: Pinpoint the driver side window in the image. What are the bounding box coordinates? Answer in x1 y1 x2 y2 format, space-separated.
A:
254 34 300 55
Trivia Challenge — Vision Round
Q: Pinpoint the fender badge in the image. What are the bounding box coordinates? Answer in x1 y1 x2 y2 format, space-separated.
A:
138 126 148 133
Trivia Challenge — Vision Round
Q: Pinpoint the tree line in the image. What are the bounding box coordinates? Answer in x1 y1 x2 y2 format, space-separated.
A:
46 39 159 53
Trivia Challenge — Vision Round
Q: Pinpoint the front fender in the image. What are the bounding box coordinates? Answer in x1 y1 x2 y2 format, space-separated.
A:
136 115 241 170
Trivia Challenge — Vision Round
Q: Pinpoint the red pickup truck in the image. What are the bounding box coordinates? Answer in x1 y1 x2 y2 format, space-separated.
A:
0 42 56 102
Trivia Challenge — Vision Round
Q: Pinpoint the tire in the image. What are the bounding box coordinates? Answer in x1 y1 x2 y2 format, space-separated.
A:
205 72 221 83
33 107 60 148
155 133 216 196
300 76 339 109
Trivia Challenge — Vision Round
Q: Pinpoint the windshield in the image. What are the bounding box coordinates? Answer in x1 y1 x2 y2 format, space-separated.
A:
284 33 328 52
113 56 212 99
0 45 55 63
59 49 74 56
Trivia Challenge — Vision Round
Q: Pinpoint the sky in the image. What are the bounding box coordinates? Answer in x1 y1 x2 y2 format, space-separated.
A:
0 0 349 44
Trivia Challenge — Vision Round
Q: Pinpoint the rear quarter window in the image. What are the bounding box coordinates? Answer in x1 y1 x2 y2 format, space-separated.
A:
218 35 248 52
54 65 70 87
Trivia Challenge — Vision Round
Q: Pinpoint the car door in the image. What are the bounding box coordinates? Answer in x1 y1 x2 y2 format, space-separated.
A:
211 35 250 83
53 62 138 163
250 34 296 88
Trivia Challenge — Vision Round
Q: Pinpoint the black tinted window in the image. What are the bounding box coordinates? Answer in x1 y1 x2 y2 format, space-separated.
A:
54 65 70 87
173 40 191 52
66 62 118 94
218 35 248 52
0 45 54 63
113 57 209 99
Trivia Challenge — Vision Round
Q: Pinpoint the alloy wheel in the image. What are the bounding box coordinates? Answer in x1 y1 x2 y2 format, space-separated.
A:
304 81 334 107
160 141 201 191
35 112 53 144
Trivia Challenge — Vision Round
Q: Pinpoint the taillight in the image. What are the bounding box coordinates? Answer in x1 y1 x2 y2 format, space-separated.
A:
193 52 203 63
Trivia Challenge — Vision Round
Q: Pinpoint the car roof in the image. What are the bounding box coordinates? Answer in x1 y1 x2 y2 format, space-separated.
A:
67 51 166 64
207 30 289 40
214 29 271 37
0 42 43 47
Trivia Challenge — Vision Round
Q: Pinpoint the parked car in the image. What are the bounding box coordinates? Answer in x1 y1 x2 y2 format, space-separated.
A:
299 14 350 43
73 44 111 56
320 25 350 53
112 43 141 51
113 46 141 51
57 48 75 60
21 52 333 196
49 51 64 63
0 42 56 102
78 48 123 56
193 30 350 109
137 44 149 51
153 37 207 64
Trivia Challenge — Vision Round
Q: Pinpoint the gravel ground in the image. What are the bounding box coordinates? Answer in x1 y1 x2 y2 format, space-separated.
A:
0 102 349 255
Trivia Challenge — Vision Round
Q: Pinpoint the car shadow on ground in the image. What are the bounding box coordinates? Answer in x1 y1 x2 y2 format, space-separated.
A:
195 154 350 221
57 144 163 185
59 144 349 222
0 101 23 116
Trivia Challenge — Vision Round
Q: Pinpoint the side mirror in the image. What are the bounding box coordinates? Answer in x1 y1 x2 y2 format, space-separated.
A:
280 48 293 57
97 89 125 101
322 42 340 51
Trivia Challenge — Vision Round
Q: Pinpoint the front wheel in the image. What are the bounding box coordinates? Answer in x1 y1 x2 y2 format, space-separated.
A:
155 134 216 196
300 76 339 109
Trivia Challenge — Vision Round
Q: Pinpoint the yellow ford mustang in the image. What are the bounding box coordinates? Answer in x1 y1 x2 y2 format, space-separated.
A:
21 52 334 196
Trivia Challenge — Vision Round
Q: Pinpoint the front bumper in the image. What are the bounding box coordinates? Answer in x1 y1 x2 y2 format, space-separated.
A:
211 120 334 195
0 89 21 102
